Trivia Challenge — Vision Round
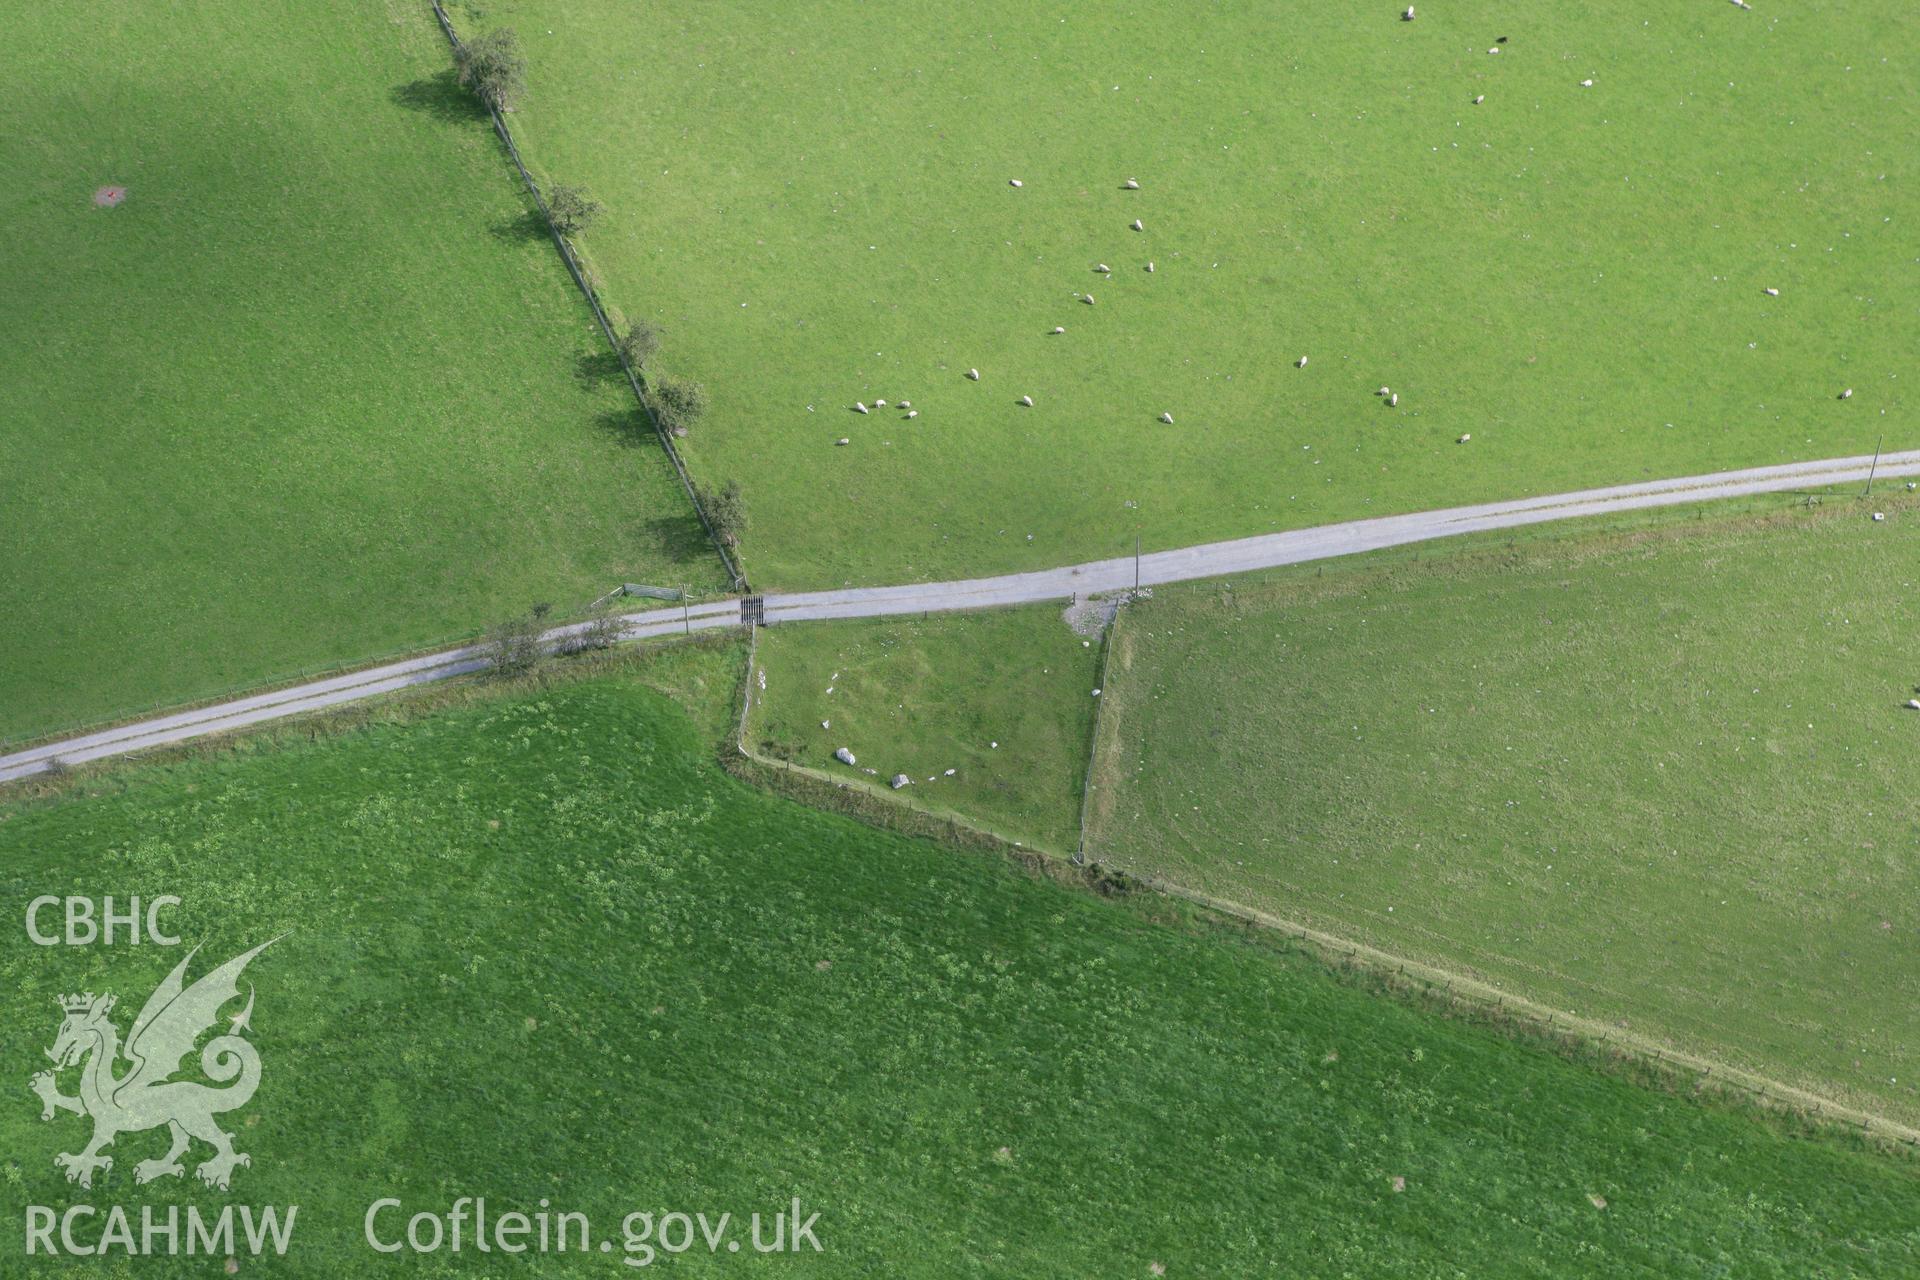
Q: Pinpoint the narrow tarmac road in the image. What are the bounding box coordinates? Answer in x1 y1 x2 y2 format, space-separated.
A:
4 449 1914 783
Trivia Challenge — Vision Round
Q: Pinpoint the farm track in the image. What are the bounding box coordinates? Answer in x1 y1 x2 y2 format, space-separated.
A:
5 446 1918 785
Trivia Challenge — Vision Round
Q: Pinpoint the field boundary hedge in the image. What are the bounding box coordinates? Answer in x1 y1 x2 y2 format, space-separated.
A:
425 0 745 592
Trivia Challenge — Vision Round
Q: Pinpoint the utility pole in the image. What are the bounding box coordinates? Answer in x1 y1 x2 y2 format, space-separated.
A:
1866 434 1884 497
683 587 691 635
1133 534 1141 595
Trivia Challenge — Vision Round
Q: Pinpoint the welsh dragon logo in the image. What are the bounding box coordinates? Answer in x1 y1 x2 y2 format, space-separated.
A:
30 940 277 1191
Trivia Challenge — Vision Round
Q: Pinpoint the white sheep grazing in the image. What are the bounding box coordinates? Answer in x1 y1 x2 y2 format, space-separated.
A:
906 410 919 419
1096 263 1111 273
1084 294 1097 305
1009 178 1023 187
899 400 912 409
1296 356 1309 368
1146 261 1155 272
875 398 888 407
1378 386 1390 396
1403 5 1415 19
836 437 850 446
1159 412 1175 424
1457 432 1472 443
1473 95 1485 105
1051 326 1066 334
1123 178 1140 189
1841 388 1854 399
1580 78 1594 87
854 402 869 414
967 368 980 380
1389 393 1399 407
1763 287 1780 296
1130 219 1144 231
1019 395 1034 407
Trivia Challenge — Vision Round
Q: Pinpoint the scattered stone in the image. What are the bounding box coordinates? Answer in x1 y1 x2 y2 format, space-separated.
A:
834 747 857 765
991 741 999 748
93 185 128 208
1874 511 1886 521
1588 1194 1608 1211
821 720 830 729
1392 1175 1407 1192
890 774 911 789
945 768 957 776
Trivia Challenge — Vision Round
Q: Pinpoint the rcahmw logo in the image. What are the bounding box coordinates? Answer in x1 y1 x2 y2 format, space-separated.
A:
23 929 300 1260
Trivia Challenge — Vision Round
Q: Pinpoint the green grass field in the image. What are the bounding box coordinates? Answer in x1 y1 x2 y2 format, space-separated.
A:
746 606 1101 851
464 0 1911 588
4 653 1919 1275
1087 498 1920 1127
0 0 723 744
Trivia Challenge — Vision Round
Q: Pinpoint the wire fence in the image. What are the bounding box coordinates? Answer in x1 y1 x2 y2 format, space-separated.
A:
425 0 746 593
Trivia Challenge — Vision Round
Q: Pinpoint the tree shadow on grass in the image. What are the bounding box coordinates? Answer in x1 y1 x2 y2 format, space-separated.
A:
637 510 723 572
489 208 550 244
577 349 628 390
594 406 658 448
391 71 489 125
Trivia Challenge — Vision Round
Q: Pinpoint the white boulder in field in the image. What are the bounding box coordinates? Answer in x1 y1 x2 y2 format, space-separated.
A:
835 747 857 765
